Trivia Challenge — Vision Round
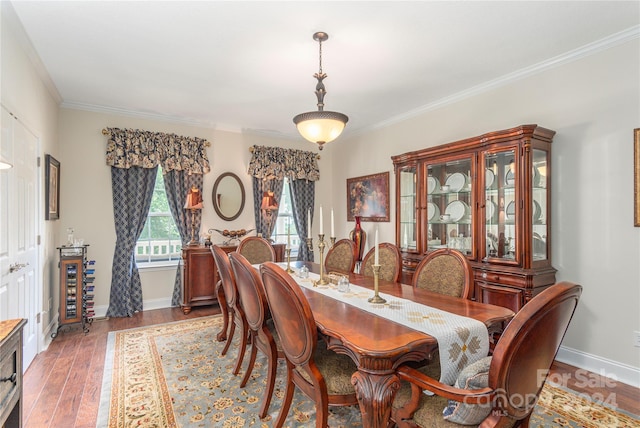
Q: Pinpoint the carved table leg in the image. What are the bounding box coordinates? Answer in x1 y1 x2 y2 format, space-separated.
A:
352 370 400 428
216 280 229 342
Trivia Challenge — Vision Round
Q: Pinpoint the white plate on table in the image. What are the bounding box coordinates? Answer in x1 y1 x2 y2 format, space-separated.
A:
445 200 470 222
445 172 469 192
427 176 440 194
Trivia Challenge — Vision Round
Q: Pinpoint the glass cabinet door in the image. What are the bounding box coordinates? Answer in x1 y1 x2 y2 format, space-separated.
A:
398 166 417 252
483 149 517 262
532 148 549 262
427 157 473 256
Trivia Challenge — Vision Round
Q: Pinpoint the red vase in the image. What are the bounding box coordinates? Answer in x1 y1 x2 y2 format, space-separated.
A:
349 216 366 264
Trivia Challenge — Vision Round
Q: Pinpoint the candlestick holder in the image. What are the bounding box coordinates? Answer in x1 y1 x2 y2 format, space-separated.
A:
330 236 336 247
306 237 314 252
313 234 329 286
368 264 387 304
285 248 294 273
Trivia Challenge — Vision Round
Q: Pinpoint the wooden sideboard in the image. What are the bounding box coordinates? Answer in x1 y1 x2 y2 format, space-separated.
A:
392 125 556 313
181 243 285 314
0 319 27 428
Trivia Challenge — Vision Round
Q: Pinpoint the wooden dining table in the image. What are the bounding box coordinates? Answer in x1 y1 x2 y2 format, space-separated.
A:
291 261 515 428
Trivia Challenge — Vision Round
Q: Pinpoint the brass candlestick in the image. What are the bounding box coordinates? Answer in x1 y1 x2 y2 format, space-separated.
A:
306 237 314 252
368 264 387 304
330 236 336 247
314 234 329 286
285 248 294 273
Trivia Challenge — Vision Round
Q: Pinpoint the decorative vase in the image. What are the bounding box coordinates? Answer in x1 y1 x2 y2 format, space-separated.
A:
349 216 366 269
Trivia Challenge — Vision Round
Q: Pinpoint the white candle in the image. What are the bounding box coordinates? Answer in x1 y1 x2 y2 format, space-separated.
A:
374 229 379 265
307 209 311 238
403 225 408 248
319 206 324 235
331 208 335 237
287 220 291 248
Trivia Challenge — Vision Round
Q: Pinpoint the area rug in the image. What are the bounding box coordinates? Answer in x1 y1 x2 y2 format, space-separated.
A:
97 316 639 427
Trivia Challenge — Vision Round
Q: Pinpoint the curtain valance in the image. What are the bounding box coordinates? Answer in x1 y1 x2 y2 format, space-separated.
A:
104 127 211 174
247 145 320 181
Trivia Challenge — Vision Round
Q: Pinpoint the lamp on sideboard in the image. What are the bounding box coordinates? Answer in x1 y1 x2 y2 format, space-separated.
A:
260 190 278 240
184 186 203 246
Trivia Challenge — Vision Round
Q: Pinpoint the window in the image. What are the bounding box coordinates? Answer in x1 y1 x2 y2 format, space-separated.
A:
136 169 182 265
271 178 300 257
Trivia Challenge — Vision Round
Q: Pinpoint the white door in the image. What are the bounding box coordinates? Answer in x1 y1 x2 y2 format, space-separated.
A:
0 106 40 369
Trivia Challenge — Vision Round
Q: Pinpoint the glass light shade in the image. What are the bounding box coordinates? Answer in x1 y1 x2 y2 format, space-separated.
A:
0 160 12 169
293 111 348 148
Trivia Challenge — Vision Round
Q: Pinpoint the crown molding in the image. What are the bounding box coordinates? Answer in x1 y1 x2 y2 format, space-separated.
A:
368 25 640 134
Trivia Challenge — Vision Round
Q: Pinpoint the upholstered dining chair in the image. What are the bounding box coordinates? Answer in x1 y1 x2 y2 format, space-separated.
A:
324 238 356 274
259 262 359 428
228 252 282 419
412 248 473 299
210 245 248 376
391 281 582 428
361 242 402 283
236 236 276 264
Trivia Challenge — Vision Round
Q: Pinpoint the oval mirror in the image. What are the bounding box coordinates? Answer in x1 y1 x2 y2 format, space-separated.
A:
212 172 245 221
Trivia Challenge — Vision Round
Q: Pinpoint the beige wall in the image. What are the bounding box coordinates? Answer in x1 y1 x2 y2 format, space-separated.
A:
1 3 60 338
332 39 640 382
58 109 335 313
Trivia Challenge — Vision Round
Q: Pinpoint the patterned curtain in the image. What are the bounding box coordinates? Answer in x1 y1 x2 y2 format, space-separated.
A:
248 146 319 243
106 166 157 317
252 177 283 239
164 170 203 306
289 178 315 262
104 128 211 315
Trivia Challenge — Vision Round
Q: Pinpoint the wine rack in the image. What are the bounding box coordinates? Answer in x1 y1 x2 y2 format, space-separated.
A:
53 245 95 337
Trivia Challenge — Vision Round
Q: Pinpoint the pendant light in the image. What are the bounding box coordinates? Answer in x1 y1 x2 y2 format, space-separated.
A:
293 32 348 151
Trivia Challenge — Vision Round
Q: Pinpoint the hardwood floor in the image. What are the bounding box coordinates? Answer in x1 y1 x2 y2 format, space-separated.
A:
23 306 639 427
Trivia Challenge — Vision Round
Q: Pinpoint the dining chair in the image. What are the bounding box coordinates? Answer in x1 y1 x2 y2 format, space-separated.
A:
236 236 276 264
324 238 356 274
210 245 248 376
228 252 282 419
391 281 582 428
412 248 473 299
259 262 359 428
361 242 402 283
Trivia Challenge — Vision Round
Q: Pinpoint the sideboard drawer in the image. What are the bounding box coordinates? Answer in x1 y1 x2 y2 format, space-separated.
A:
476 282 524 313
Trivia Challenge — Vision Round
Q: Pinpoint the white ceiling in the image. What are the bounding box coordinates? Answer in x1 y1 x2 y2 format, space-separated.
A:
8 1 640 140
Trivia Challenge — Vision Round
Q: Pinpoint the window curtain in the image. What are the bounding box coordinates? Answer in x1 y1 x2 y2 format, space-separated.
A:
252 177 283 239
107 166 158 317
248 146 319 243
104 128 210 316
164 170 203 306
289 178 315 261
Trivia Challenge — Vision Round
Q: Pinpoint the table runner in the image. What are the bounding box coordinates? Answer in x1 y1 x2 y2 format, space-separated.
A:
279 264 489 385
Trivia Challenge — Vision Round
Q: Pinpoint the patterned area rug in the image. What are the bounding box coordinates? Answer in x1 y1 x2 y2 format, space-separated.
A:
97 316 639 427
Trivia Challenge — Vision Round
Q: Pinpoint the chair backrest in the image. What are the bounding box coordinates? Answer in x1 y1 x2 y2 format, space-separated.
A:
236 236 276 264
361 242 402 283
324 239 356 274
259 262 317 366
228 252 269 331
211 245 238 307
489 281 582 421
411 248 473 299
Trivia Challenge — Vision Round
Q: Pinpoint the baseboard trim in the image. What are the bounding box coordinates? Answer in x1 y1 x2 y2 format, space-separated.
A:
93 297 173 319
556 345 640 388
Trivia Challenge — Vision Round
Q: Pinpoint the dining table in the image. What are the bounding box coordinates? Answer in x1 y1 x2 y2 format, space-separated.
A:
285 261 515 428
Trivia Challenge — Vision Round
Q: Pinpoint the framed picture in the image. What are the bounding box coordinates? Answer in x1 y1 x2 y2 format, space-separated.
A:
45 154 60 220
635 128 640 227
346 171 390 222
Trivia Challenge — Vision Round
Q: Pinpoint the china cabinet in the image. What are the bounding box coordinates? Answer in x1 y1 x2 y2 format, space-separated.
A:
392 124 556 312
